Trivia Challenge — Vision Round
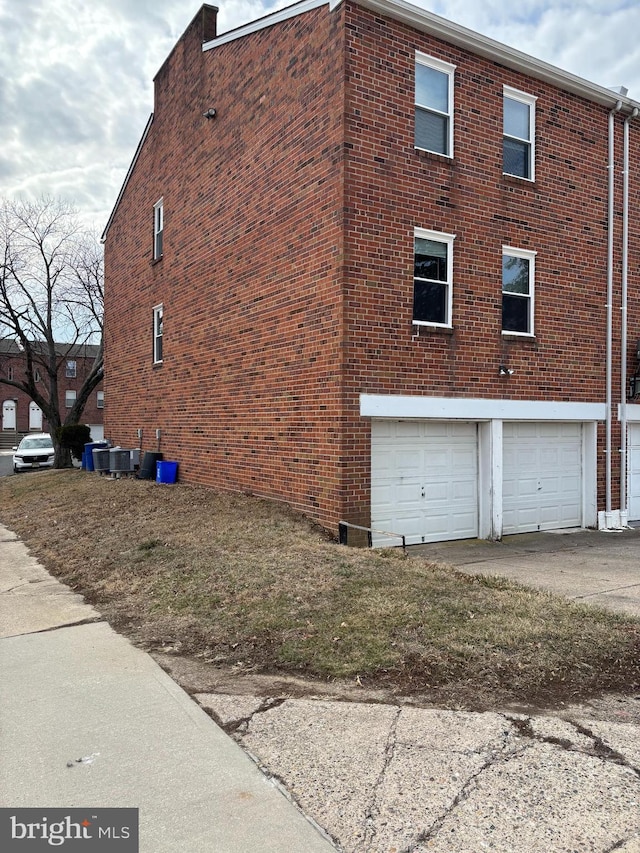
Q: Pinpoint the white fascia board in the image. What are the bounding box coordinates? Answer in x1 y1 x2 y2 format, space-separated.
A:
331 0 639 113
203 0 329 50
619 404 640 422
361 394 606 422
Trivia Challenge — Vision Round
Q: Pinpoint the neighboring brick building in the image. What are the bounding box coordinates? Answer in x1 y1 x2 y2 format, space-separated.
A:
0 341 104 443
102 0 640 544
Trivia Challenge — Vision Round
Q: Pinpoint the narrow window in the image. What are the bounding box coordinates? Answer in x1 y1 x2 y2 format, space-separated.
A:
65 389 76 409
96 391 104 409
7 366 13 381
413 229 455 327
503 88 536 180
153 198 164 260
65 359 76 378
502 247 536 335
34 369 41 382
153 304 163 364
415 53 455 157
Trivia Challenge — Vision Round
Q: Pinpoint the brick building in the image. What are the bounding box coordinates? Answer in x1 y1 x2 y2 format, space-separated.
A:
102 0 640 544
0 341 104 444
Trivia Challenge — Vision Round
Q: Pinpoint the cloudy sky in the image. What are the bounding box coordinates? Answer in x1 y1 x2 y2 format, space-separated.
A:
2 0 639 233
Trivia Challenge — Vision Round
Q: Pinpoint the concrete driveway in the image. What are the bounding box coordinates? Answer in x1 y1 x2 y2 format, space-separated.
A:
409 526 640 617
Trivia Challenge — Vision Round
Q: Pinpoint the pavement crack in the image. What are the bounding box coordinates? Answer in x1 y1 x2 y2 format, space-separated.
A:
406 738 531 851
361 705 401 848
506 715 640 779
569 720 640 779
215 696 287 736
1 581 32 593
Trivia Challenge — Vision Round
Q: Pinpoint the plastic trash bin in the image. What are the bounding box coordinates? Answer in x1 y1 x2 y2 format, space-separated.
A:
156 460 178 484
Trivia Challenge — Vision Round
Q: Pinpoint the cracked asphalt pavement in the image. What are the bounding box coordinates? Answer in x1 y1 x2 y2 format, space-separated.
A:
197 693 640 852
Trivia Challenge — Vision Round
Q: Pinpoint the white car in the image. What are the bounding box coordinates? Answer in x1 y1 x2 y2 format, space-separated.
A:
12 433 55 472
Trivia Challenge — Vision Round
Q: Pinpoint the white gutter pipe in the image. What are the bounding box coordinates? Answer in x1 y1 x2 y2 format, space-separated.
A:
620 106 639 524
606 101 623 526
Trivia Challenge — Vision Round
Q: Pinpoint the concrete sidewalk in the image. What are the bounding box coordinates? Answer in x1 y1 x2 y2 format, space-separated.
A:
0 525 335 852
2 522 640 852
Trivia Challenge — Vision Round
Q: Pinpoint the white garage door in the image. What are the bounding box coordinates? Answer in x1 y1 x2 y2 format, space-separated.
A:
628 424 640 522
371 420 478 546
503 422 582 534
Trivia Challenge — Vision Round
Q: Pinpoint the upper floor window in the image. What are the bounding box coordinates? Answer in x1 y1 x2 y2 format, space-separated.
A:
153 198 164 260
153 304 163 364
34 369 41 382
96 391 104 409
65 359 76 378
415 53 455 157
7 366 13 381
502 246 536 336
503 87 536 180
65 389 77 409
413 228 455 328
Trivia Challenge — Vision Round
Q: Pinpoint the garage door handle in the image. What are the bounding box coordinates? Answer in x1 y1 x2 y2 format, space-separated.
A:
421 487 425 497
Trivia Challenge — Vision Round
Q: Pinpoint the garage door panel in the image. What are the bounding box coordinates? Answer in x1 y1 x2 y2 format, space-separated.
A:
371 421 478 545
503 422 582 534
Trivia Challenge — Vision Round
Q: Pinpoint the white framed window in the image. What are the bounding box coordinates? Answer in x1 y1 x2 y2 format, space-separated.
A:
153 303 163 364
503 87 536 180
502 246 536 336
413 228 455 328
65 389 76 408
153 198 164 260
96 390 104 409
415 53 455 157
65 359 76 378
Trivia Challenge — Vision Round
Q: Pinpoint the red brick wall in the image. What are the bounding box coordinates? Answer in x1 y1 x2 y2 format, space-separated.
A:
338 2 639 523
104 5 348 521
104 1 640 531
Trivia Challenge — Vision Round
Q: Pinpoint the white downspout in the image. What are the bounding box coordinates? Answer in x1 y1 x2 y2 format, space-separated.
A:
620 106 639 527
605 101 622 528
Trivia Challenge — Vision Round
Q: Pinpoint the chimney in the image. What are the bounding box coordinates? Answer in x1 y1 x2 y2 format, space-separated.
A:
200 4 218 43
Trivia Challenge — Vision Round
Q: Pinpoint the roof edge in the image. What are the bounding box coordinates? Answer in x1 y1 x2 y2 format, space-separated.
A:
101 113 154 243
203 0 328 50
338 0 639 110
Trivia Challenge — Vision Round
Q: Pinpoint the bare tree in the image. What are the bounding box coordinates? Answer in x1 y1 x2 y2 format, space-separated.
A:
0 196 104 467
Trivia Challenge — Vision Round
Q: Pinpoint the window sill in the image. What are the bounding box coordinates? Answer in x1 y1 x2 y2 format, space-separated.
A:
502 332 536 342
152 360 164 367
502 172 535 186
412 323 454 337
414 147 453 163
150 256 163 266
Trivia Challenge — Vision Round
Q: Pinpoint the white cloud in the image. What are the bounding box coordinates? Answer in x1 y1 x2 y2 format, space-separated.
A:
1 0 639 233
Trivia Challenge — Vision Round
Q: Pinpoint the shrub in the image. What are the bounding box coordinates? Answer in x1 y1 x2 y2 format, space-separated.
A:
58 424 92 461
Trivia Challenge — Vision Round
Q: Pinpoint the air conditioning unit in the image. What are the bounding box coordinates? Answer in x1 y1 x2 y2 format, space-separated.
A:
109 448 134 474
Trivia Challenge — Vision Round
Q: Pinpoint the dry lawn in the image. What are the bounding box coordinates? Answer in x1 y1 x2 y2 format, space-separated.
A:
1 469 639 710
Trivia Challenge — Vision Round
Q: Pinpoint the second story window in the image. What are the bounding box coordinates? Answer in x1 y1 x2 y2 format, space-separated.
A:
153 304 163 364
415 53 455 157
413 228 455 328
7 366 13 381
502 246 536 336
97 391 104 409
65 389 76 409
503 87 536 180
153 198 164 260
65 359 76 378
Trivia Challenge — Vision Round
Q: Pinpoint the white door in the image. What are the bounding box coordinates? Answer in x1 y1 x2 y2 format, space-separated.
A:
29 402 42 431
371 420 478 546
503 422 582 534
2 400 16 431
628 424 640 522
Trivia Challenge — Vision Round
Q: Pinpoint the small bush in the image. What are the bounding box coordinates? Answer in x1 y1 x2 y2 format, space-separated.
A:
58 423 92 461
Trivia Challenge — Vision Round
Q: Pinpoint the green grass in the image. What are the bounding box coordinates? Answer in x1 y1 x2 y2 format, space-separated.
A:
1 469 638 709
